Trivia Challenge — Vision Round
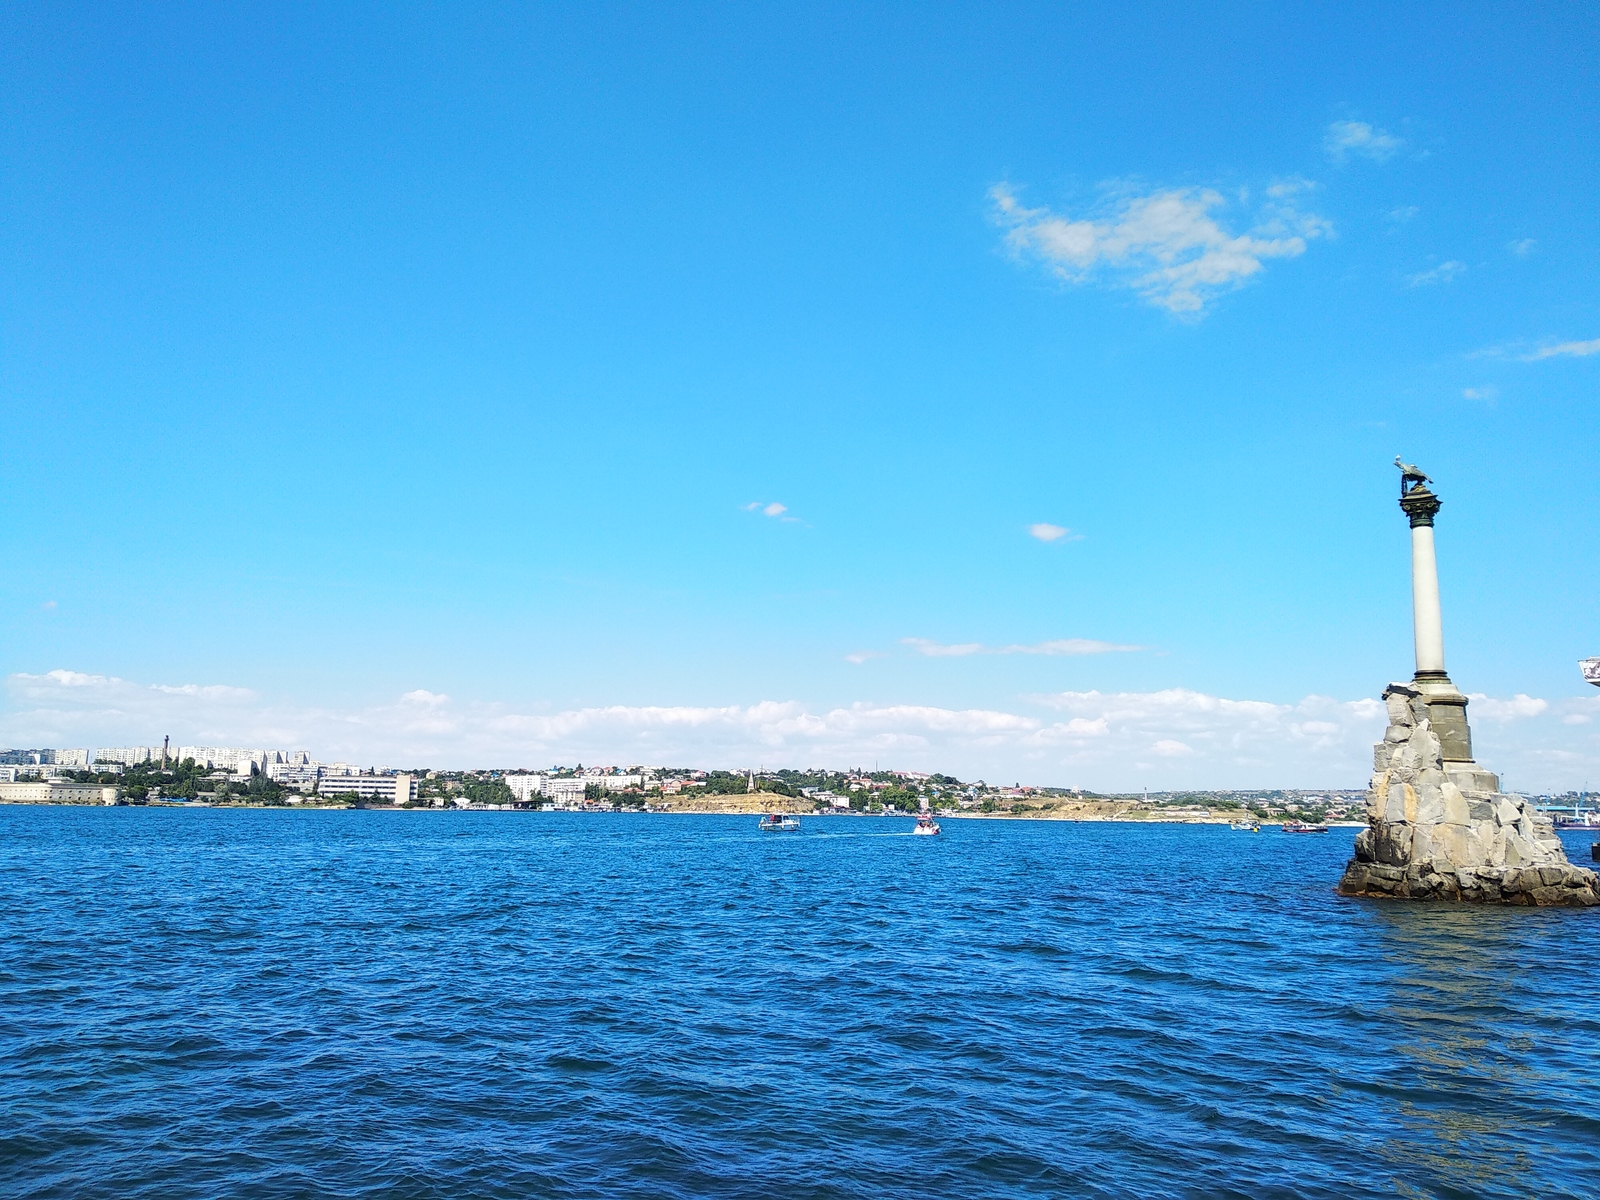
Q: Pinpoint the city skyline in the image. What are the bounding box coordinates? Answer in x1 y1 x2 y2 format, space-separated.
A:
4 4 1598 788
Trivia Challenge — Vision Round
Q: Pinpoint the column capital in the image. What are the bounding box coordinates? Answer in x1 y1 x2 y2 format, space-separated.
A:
1400 484 1441 527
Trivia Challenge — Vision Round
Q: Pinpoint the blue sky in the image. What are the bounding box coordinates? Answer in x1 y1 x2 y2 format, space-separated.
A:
4 3 1598 787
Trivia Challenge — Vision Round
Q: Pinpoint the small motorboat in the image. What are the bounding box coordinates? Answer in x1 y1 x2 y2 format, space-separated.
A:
911 805 941 836
1281 819 1329 834
1230 821 1260 832
758 813 801 832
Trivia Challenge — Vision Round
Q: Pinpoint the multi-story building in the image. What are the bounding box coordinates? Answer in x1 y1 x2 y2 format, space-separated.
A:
265 763 321 788
541 778 588 801
0 749 55 765
585 775 642 791
505 775 544 802
312 774 415 804
95 747 155 765
178 747 269 773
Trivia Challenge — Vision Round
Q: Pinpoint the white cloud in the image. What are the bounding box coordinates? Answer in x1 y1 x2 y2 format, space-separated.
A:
151 683 258 700
1387 206 1419 223
1324 120 1404 163
401 689 451 707
1029 522 1083 543
1461 385 1498 401
1508 238 1536 256
1000 639 1143 656
1265 177 1318 199
744 500 801 523
1523 338 1600 361
1406 261 1466 287
991 182 1328 316
902 638 985 658
1467 693 1548 721
10 670 1600 791
902 638 1142 658
41 669 111 688
843 651 886 665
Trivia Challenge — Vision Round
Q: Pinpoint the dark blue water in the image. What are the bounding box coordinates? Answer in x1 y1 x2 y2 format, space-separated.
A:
2 808 1597 1199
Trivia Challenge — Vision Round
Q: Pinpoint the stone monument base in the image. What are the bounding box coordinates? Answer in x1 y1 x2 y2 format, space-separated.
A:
1337 683 1600 907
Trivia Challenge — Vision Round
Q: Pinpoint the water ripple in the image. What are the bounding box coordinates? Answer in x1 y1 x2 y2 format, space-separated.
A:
1 808 1596 1198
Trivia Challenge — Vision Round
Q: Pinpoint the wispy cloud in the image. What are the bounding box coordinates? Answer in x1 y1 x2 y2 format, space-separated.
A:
1002 639 1144 656
743 500 801 523
1324 120 1404 163
1406 260 1465 287
902 638 985 658
1522 338 1600 361
1461 385 1498 401
844 650 886 665
1508 238 1537 257
991 181 1329 316
401 689 451 707
1028 523 1083 543
903 637 1143 658
1387 206 1419 223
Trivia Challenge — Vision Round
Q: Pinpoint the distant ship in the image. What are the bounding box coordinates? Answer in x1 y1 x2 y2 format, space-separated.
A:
1281 820 1329 834
1582 658 1600 688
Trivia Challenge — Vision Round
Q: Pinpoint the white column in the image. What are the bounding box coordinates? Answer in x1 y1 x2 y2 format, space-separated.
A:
1410 523 1446 675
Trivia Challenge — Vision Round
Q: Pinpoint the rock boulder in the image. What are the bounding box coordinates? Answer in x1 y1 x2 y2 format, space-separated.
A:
1337 683 1600 906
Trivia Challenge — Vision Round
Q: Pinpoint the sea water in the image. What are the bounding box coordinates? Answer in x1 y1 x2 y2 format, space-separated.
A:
2 807 1597 1199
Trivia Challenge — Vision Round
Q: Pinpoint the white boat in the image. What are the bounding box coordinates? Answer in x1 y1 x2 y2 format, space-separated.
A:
912 810 941 836
758 813 801 832
1230 821 1260 832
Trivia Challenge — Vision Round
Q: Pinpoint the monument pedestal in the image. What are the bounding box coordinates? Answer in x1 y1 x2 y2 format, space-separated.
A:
1338 463 1598 905
1337 683 1599 905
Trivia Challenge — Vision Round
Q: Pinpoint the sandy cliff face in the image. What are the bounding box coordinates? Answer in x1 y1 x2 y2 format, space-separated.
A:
653 791 816 815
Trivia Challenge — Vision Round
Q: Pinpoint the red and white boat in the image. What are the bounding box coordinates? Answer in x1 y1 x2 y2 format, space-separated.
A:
1281 819 1329 834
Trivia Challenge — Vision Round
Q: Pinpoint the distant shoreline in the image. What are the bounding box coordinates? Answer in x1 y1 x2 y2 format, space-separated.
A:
0 797 1365 826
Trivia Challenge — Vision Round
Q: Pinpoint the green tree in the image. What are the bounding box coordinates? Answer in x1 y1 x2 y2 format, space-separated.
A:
464 778 515 806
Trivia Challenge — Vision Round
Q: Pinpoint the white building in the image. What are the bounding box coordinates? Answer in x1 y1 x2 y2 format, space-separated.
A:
96 747 154 765
541 778 588 801
587 775 642 791
0 781 120 804
505 775 544 802
313 774 415 804
266 763 321 788
177 746 268 773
